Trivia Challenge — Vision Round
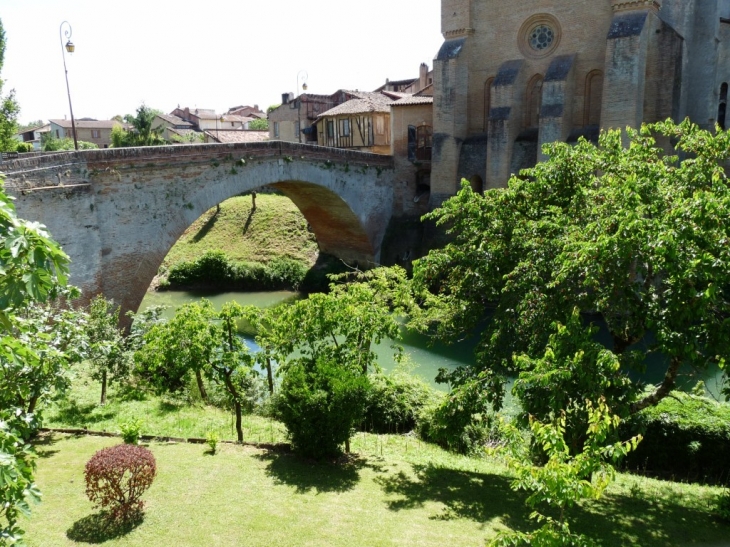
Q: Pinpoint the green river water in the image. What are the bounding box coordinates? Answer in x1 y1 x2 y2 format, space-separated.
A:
139 290 726 398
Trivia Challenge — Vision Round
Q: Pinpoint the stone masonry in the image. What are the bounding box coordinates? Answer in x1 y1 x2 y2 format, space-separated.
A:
2 143 395 317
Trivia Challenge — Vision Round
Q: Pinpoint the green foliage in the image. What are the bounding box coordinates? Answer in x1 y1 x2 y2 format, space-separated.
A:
41 132 98 151
411 120 730 417
274 356 370 459
417 378 497 455
0 172 70 543
248 118 268 130
623 391 730 483
86 296 128 404
13 142 32 153
489 399 642 546
135 300 218 396
166 250 308 291
363 370 442 434
84 444 157 521
715 490 730 522
0 417 41 545
111 104 166 147
0 19 20 153
205 431 219 454
512 309 638 453
119 419 143 444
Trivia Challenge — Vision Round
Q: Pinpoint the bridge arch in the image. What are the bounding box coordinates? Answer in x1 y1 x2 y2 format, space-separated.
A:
3 142 395 316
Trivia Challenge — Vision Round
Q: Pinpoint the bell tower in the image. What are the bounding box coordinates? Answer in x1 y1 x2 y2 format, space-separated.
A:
441 0 472 38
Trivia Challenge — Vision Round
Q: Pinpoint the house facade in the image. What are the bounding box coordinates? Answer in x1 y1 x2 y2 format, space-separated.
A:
15 124 50 150
430 0 730 205
48 119 124 148
316 93 393 155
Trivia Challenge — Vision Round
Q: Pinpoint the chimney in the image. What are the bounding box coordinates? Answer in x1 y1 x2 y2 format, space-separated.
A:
419 63 428 90
282 93 294 105
254 104 259 110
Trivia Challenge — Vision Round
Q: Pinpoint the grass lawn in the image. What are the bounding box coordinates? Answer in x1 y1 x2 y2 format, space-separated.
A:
24 432 730 547
161 194 319 271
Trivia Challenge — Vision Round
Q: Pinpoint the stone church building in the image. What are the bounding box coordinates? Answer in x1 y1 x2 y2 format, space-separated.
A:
430 0 730 206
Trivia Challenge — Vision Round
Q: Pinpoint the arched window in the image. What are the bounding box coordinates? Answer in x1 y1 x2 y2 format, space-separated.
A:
484 77 495 131
524 75 544 129
719 83 728 130
584 70 604 126
469 174 484 194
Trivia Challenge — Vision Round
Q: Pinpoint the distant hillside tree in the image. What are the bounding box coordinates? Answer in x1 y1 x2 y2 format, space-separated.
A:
0 18 21 152
112 105 165 147
248 118 268 130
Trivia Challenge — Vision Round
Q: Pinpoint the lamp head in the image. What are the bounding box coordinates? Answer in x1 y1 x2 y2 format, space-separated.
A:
302 83 308 91
65 40 75 53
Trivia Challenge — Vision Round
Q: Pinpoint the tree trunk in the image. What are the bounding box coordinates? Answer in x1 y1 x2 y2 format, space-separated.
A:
630 357 682 414
27 394 39 415
251 191 257 211
195 370 209 404
100 370 107 405
265 357 274 394
222 372 244 442
345 438 351 454
234 401 243 443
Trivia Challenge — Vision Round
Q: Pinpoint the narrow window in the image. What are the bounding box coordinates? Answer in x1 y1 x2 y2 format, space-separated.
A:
584 70 604 126
719 83 728 130
407 125 417 162
327 120 334 137
342 119 350 136
484 77 495 131
525 75 544 129
375 116 385 135
273 122 280 138
295 121 300 137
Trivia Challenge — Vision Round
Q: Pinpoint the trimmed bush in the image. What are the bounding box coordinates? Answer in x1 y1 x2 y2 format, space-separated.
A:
165 250 307 291
417 380 497 455
274 357 369 459
363 371 442 434
623 391 730 484
119 419 143 444
84 444 157 521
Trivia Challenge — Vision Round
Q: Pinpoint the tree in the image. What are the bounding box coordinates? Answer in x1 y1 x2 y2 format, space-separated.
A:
411 120 730 420
489 399 642 546
135 300 215 403
248 118 268 131
85 296 128 405
41 132 97 151
0 18 20 153
111 105 165 147
268 268 407 456
0 173 70 543
17 120 44 133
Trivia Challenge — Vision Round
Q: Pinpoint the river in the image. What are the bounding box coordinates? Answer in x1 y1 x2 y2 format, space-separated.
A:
139 290 727 399
139 290 476 391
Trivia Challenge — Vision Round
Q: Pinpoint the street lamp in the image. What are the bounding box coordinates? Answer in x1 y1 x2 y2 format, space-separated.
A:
59 21 78 151
296 70 308 97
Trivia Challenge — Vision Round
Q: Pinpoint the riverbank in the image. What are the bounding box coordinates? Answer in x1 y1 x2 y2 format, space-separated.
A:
157 193 337 292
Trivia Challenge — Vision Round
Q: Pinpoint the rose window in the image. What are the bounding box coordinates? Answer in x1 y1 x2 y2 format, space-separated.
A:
529 25 555 51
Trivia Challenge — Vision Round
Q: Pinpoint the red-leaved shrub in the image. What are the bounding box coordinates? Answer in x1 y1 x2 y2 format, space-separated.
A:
84 444 157 520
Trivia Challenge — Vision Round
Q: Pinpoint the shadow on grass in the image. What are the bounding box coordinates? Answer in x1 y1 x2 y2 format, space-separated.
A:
571 489 730 546
191 209 219 243
157 400 184 414
33 432 61 459
49 400 116 427
66 511 144 543
241 208 255 235
376 463 531 528
376 462 730 546
256 451 366 494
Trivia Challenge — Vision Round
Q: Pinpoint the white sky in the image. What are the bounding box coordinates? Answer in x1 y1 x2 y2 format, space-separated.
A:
2 0 443 125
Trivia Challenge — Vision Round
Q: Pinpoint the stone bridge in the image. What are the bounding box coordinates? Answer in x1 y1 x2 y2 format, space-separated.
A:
1 142 396 316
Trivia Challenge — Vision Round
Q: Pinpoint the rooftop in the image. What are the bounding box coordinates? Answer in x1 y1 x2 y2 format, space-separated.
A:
318 93 393 118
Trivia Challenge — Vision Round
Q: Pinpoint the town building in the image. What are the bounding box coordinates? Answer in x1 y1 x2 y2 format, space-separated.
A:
48 119 124 148
315 92 393 154
430 0 730 206
15 123 50 150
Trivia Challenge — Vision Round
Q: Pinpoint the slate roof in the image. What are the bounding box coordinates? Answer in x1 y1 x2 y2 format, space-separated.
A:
317 93 393 118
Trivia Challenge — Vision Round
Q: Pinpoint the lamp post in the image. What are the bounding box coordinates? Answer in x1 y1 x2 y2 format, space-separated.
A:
59 21 78 151
296 70 308 97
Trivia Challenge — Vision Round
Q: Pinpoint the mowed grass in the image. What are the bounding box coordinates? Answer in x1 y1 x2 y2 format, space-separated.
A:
36 370 730 546
161 194 319 271
24 432 730 547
